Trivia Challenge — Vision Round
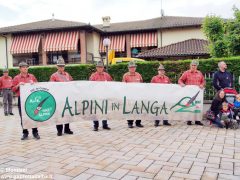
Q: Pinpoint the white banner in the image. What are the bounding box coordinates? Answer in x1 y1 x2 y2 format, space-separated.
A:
20 81 204 129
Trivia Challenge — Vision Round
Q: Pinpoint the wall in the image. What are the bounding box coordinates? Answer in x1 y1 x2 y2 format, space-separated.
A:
86 31 101 62
160 27 206 47
0 34 13 68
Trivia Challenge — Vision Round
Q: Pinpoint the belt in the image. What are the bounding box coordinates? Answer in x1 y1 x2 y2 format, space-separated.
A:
3 88 11 90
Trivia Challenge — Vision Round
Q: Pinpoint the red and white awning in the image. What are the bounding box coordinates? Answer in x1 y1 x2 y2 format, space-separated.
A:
130 32 157 47
10 34 41 54
44 31 79 52
99 35 125 53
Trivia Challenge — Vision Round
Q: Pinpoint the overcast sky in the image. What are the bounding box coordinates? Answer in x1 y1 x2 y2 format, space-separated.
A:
0 0 239 27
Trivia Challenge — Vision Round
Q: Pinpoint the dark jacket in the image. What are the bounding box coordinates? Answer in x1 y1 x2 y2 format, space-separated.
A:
210 91 226 117
212 70 233 91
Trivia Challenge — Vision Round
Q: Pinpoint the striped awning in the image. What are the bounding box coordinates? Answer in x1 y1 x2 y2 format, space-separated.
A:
130 32 157 47
44 31 79 52
99 35 125 53
10 34 41 54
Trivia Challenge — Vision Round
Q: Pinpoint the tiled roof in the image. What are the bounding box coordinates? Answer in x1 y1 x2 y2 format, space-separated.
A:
137 39 209 58
0 19 88 34
0 16 204 34
94 16 204 33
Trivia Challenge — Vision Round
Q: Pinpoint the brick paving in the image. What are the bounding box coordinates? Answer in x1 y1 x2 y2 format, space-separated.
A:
0 107 240 180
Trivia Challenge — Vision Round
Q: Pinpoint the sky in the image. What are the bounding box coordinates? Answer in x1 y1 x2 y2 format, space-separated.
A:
0 0 239 28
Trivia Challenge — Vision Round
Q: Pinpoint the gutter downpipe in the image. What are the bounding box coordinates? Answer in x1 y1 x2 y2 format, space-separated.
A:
1 34 8 68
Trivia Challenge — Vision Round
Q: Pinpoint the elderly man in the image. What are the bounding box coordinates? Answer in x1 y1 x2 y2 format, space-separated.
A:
12 62 40 140
213 61 233 91
151 64 171 126
178 60 205 126
89 61 112 131
0 68 14 116
122 61 144 128
50 57 74 136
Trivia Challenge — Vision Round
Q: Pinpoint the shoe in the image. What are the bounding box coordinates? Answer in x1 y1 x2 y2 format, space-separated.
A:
103 126 111 130
4 113 8 116
187 121 192 125
64 130 73 134
154 120 160 127
93 127 98 131
9 113 14 115
163 121 171 126
195 121 204 126
21 134 28 140
33 133 40 140
128 124 134 128
57 132 62 136
135 120 144 128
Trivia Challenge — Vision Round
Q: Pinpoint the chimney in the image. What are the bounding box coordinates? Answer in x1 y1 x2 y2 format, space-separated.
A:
102 16 111 27
52 13 55 21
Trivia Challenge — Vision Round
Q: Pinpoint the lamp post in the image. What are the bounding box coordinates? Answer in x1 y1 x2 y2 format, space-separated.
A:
103 38 111 72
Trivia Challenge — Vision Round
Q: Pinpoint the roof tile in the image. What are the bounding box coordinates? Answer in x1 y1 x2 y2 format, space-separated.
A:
137 39 209 58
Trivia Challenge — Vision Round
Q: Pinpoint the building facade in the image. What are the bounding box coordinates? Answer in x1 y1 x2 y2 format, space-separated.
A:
0 16 206 68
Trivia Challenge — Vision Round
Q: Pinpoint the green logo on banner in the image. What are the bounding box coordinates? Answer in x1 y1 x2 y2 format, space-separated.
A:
170 91 201 113
25 90 56 122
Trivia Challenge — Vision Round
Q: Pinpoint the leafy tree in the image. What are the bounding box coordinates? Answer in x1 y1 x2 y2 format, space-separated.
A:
202 6 240 57
210 39 228 57
202 15 225 42
202 16 226 57
226 6 240 56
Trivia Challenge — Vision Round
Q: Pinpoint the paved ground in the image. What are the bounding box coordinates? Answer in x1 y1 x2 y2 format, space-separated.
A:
0 107 240 180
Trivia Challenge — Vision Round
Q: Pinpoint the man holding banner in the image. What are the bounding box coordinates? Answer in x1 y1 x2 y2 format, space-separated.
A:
122 61 144 128
89 61 112 131
151 64 172 126
12 62 40 140
50 57 74 136
178 60 205 126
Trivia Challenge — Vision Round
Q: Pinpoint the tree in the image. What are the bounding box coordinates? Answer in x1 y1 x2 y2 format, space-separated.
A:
202 6 240 57
226 6 240 56
202 15 227 57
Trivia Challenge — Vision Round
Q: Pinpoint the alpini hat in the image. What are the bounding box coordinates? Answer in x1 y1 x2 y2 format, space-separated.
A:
96 61 104 67
19 61 29 67
158 64 165 70
191 60 199 66
57 57 65 66
128 61 137 68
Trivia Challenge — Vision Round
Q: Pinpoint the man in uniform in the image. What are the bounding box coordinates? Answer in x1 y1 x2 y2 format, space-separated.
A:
122 61 144 128
12 62 40 140
50 57 74 136
89 61 112 131
0 68 14 116
178 60 205 126
151 64 171 126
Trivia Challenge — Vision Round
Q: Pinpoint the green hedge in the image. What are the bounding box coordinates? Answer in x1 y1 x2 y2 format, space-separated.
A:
1 56 240 100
